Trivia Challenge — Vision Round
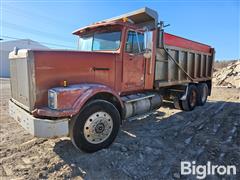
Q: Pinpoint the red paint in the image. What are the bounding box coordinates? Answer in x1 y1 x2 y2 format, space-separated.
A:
122 28 145 91
29 21 213 118
49 86 86 110
33 50 117 109
164 33 211 53
35 83 124 117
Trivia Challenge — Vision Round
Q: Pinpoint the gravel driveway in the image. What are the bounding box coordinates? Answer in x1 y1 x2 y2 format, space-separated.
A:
0 79 239 179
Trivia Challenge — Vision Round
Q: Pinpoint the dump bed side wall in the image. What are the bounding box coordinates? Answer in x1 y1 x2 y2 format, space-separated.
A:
154 45 214 88
163 33 212 54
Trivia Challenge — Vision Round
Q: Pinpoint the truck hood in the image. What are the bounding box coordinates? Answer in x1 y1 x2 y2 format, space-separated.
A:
9 49 118 111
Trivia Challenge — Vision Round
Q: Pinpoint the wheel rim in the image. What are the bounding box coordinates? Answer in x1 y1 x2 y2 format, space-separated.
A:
190 90 197 107
202 86 208 102
84 111 113 144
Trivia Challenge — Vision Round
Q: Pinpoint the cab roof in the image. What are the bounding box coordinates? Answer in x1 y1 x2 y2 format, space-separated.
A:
72 21 129 35
72 7 158 35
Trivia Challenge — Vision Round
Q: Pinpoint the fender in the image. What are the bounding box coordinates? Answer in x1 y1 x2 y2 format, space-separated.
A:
34 83 124 118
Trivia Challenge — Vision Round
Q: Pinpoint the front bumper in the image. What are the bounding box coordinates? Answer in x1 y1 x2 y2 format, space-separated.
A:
9 100 69 138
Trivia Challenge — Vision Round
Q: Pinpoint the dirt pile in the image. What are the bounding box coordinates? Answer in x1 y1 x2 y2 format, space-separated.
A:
213 61 240 88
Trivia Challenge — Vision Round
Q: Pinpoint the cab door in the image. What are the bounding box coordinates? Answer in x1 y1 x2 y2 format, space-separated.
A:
122 30 145 91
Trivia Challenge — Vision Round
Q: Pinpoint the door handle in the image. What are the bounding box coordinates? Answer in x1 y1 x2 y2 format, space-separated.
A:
93 67 110 71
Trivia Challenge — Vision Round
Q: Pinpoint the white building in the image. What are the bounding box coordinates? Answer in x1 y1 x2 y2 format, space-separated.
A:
0 39 49 77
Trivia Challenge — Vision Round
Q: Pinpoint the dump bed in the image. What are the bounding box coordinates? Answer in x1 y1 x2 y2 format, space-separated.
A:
154 31 214 87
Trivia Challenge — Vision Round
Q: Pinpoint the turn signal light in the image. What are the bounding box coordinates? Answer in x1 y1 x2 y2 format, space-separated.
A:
123 17 128 22
63 80 67 87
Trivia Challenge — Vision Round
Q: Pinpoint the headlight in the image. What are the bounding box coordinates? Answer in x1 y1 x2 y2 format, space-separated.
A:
48 89 58 109
48 86 84 110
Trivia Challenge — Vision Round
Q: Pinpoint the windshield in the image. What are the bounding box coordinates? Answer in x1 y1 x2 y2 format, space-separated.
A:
78 31 121 51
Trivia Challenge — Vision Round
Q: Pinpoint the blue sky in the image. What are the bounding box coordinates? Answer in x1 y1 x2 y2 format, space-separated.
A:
1 0 239 60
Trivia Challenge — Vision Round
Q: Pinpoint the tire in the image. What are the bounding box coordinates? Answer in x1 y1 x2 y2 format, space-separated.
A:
70 100 121 153
196 83 208 106
181 85 198 111
173 96 183 110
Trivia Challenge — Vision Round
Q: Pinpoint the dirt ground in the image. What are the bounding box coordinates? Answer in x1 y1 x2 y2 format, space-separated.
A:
0 78 240 179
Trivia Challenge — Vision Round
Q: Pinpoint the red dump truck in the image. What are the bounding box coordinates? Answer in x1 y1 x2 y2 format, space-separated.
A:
9 7 215 152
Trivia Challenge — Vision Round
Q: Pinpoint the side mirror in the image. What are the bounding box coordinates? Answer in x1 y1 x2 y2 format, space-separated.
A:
143 27 152 59
143 49 152 59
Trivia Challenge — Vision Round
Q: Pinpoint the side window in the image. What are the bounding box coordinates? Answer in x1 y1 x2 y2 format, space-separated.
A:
125 31 144 53
137 33 144 52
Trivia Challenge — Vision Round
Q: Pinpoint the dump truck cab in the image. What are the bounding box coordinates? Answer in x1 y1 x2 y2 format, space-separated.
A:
72 7 159 92
9 7 214 153
72 22 153 92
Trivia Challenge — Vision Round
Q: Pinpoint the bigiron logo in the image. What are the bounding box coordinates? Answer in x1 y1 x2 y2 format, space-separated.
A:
181 161 237 179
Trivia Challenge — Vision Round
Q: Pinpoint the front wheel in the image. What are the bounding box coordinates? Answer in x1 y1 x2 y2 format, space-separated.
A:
70 100 121 153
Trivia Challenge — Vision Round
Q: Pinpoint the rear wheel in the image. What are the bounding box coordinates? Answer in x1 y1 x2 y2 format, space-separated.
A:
181 85 198 111
70 100 120 153
197 83 208 106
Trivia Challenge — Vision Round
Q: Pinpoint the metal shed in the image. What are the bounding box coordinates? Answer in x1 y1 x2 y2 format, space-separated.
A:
0 39 49 77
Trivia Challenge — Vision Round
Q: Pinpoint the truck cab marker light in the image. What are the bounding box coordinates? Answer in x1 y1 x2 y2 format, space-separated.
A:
63 80 67 87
